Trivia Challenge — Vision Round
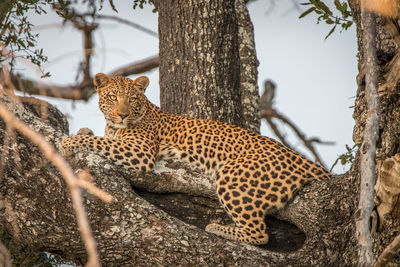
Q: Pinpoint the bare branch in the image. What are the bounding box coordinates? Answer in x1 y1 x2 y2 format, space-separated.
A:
90 14 158 38
356 4 380 266
6 74 94 100
264 115 293 149
68 15 98 84
2 55 159 100
260 80 334 170
108 55 159 77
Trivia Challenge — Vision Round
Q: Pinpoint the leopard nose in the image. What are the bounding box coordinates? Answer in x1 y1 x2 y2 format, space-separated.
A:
119 114 128 119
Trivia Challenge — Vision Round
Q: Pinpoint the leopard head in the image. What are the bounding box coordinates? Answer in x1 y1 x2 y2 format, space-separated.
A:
93 73 150 128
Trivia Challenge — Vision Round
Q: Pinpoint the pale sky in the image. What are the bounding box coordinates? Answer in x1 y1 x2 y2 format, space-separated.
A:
20 0 358 173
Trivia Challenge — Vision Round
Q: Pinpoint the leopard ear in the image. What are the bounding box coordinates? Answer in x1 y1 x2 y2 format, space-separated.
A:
93 73 111 92
133 76 149 93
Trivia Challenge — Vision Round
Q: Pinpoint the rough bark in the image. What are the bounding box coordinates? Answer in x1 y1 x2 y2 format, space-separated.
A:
349 0 400 265
235 0 260 133
0 88 361 266
157 0 259 132
356 6 380 266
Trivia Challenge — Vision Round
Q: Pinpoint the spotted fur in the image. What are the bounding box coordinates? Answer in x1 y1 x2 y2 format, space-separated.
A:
60 73 331 245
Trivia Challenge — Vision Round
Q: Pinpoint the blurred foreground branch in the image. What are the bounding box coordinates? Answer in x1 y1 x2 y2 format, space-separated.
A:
0 93 114 266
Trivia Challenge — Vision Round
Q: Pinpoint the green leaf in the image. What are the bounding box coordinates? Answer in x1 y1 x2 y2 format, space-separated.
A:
299 7 316 19
325 25 337 40
325 18 334 24
334 0 341 10
318 1 333 15
342 21 353 29
341 3 348 14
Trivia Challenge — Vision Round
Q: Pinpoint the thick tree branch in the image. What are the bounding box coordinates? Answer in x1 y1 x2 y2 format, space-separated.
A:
356 5 380 266
0 85 360 266
108 55 159 77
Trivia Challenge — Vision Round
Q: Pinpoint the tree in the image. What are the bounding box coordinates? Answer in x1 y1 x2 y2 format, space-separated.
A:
155 0 260 133
1 0 400 266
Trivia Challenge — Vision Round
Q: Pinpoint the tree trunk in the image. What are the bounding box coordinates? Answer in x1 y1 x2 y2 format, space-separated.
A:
156 0 260 132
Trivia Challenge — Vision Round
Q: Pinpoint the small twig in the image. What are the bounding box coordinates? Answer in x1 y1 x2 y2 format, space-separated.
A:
86 14 158 38
264 116 293 149
374 232 400 267
0 103 114 267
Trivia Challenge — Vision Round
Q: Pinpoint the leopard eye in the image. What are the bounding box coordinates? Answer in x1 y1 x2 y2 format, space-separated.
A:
109 95 117 101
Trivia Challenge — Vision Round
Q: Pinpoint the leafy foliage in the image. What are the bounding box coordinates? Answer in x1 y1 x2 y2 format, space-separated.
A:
0 0 72 75
1 1 49 68
299 0 353 39
330 144 357 172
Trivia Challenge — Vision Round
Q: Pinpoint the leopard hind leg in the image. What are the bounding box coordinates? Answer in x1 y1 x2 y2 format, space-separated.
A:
206 167 269 245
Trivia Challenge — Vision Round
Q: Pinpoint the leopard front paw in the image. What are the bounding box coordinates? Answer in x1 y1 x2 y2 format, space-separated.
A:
77 127 94 136
60 136 79 158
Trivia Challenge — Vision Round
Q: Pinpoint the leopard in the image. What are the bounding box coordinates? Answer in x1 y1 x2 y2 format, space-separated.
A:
60 73 331 245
